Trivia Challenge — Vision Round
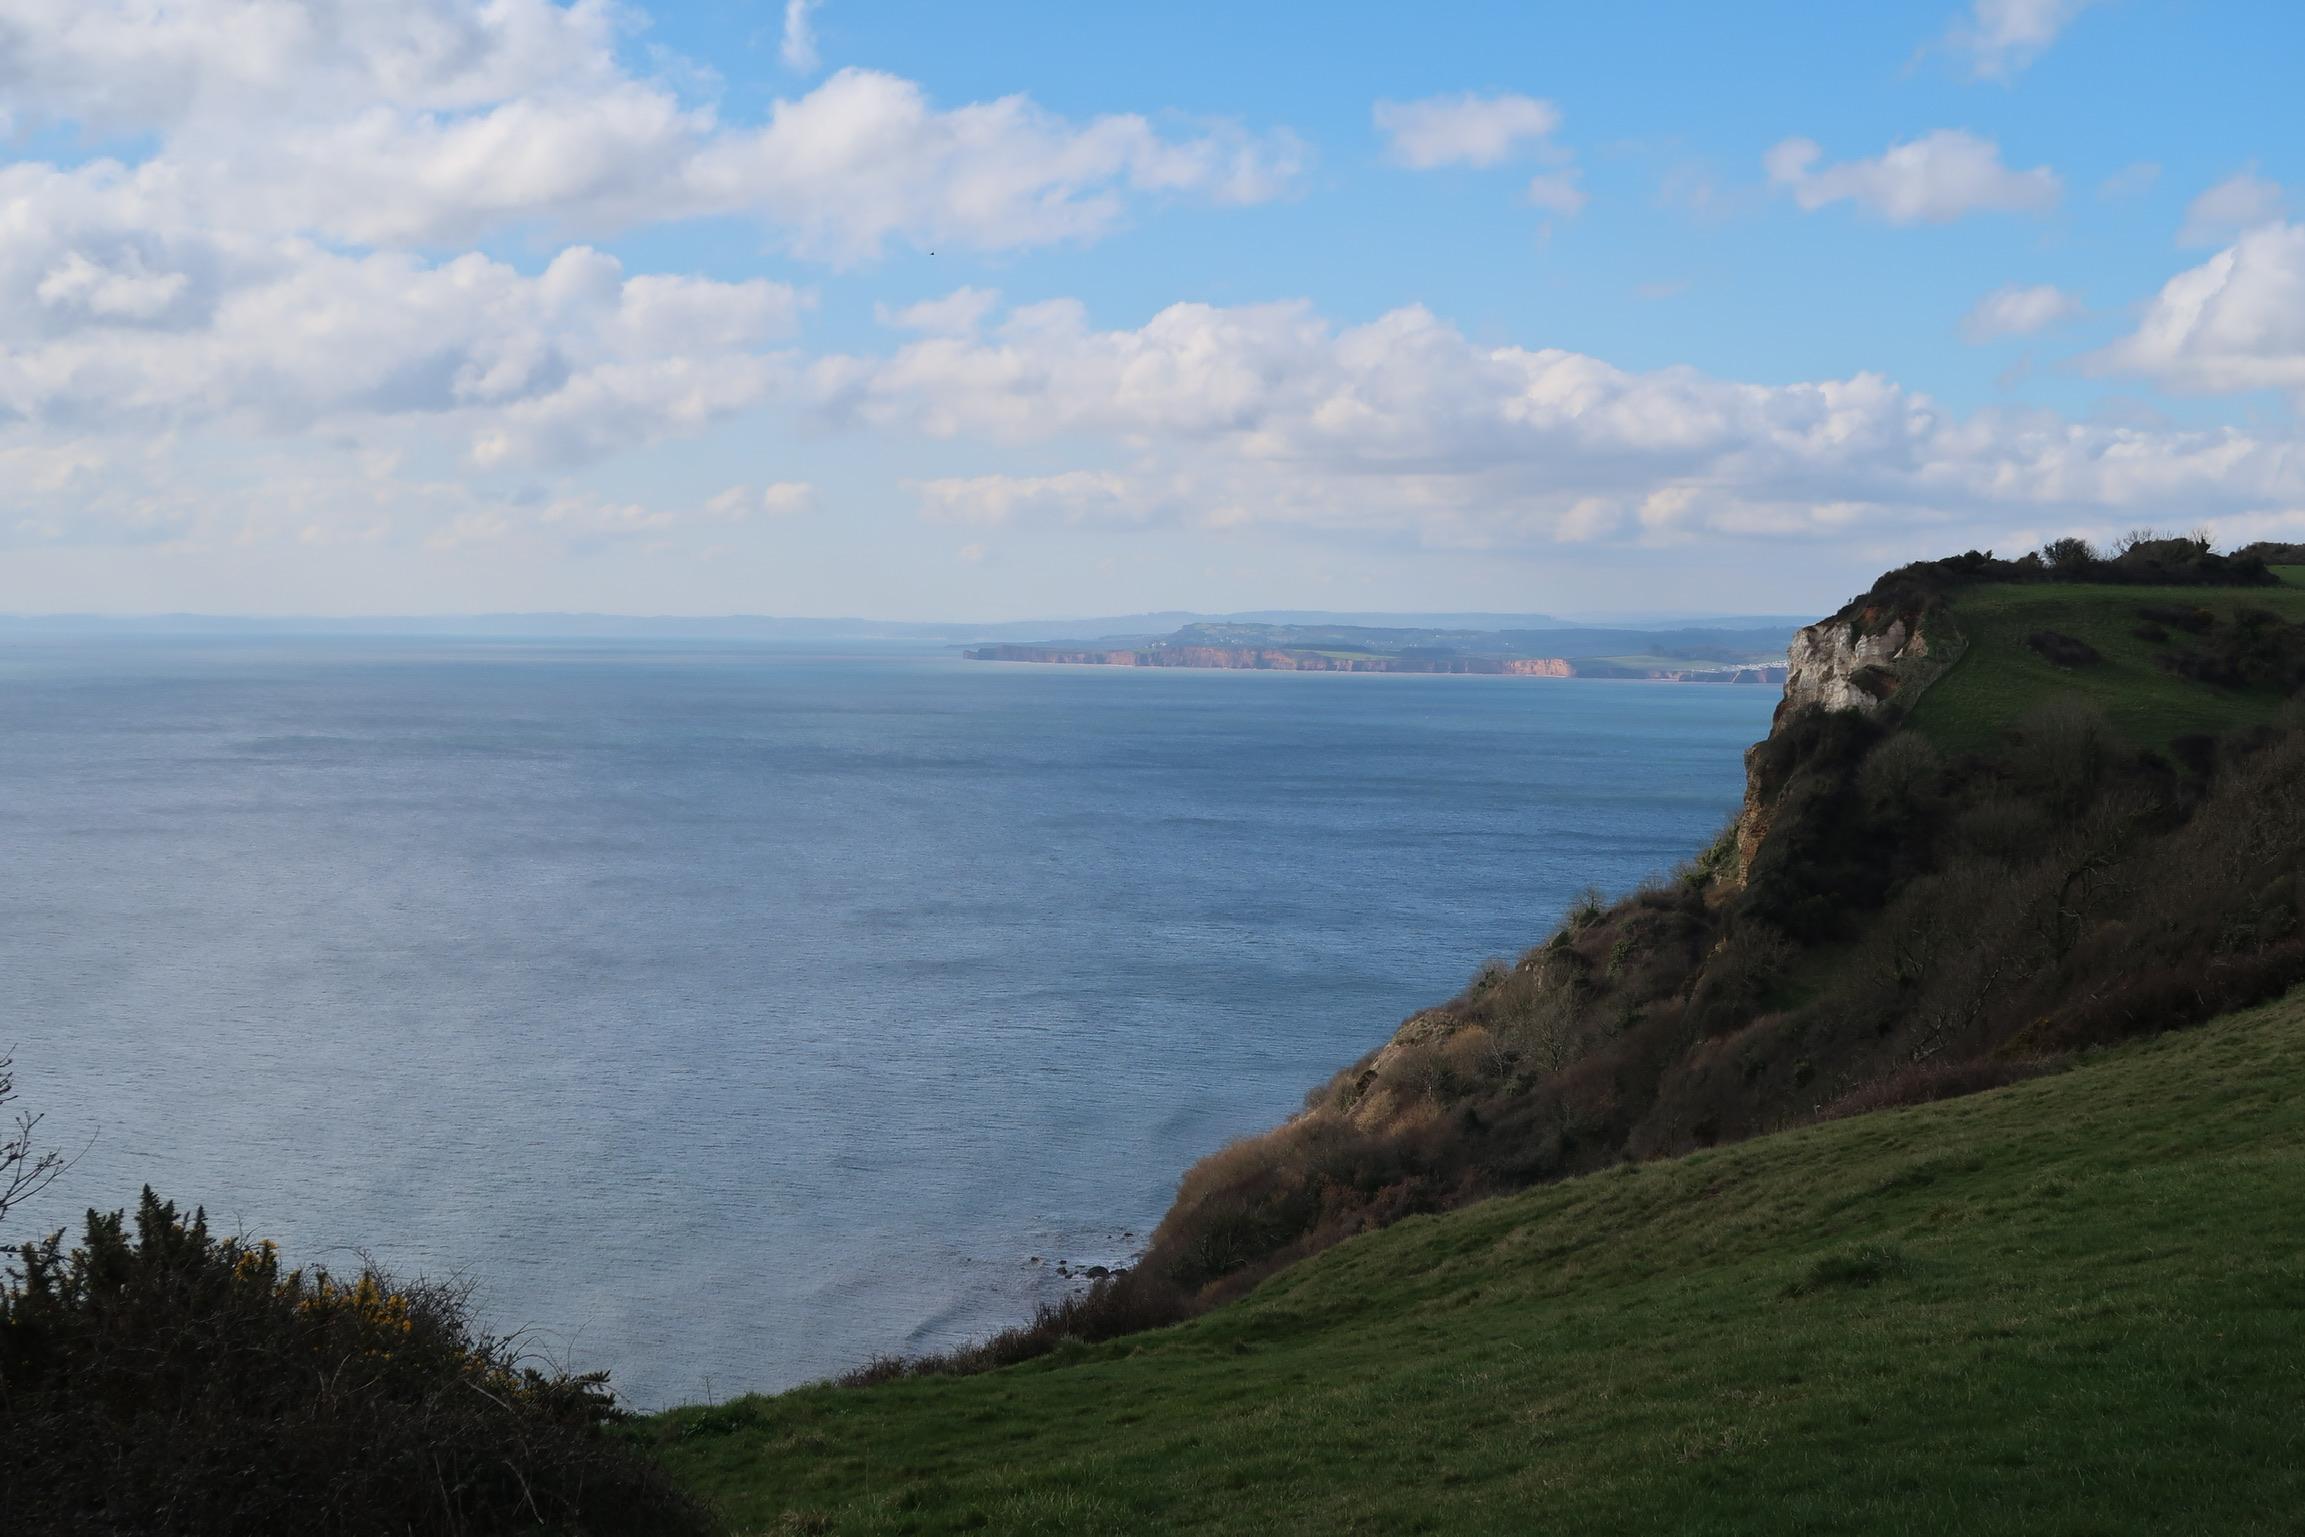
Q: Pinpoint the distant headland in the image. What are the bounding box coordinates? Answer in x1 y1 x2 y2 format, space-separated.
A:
966 619 1794 683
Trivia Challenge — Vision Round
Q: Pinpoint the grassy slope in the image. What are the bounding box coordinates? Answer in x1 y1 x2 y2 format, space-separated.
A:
650 991 2305 1535
1906 568 2305 750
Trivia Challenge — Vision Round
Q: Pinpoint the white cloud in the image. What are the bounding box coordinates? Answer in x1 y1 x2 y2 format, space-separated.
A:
696 70 1306 262
0 429 784 560
2095 223 2305 396
874 287 1001 337
0 0 627 132
2180 169 2286 247
758 480 815 516
0 0 1305 562
820 294 2305 552
1525 171 1587 218
1373 92 1562 169
0 207 805 463
35 250 192 320
1961 283 2084 342
910 471 1136 526
707 481 814 520
1766 130 2059 223
0 5 1303 260
1945 0 2099 79
781 0 822 73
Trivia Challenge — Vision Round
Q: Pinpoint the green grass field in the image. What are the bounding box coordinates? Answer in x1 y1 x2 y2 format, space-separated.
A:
1905 568 2305 750
647 990 2305 1535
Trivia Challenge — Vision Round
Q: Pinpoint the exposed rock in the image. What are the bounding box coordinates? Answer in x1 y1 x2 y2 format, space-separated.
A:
1779 612 1939 720
1729 599 1965 881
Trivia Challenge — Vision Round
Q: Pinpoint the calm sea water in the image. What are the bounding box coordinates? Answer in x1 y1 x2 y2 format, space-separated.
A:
0 638 1773 1405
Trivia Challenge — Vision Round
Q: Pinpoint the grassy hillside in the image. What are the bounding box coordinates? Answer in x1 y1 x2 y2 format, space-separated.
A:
1906 567 2305 750
649 989 2305 1535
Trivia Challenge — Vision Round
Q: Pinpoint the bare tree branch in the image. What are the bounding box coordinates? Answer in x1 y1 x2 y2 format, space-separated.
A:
0 1050 72 1232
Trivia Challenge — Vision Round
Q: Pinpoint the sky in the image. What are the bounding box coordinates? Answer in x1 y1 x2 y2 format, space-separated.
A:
2 0 2302 620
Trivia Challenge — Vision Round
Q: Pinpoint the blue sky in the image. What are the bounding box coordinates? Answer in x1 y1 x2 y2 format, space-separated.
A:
2 0 2302 618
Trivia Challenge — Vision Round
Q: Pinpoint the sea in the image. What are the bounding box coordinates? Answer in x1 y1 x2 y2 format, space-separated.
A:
0 637 1775 1406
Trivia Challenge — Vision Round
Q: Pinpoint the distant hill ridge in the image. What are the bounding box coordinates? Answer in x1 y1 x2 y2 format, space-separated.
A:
966 617 1797 681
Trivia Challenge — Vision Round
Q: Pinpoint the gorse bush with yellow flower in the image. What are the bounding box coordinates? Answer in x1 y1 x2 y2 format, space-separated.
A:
1 1187 714 1535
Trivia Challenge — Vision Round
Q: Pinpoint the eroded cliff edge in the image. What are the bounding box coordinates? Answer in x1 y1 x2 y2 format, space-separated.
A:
1733 588 1965 875
1115 539 2305 1311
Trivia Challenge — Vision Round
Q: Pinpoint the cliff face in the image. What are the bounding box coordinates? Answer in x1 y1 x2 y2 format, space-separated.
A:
1733 598 1964 877
1775 605 1958 722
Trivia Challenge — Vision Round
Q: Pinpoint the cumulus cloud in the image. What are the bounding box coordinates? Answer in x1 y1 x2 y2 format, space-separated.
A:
2179 169 2286 247
0 184 806 462
875 287 1001 337
910 471 1137 526
758 480 815 515
709 481 816 519
2095 223 2305 396
1961 283 2084 342
781 0 822 73
1373 92 1563 169
0 430 771 559
0 0 1307 558
1524 171 1587 217
0 0 627 133
819 294 2305 550
0 3 1303 258
1945 0 2100 79
1766 130 2059 224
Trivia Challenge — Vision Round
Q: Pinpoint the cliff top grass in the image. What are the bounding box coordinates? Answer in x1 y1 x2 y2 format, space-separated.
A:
1903 565 2305 751
646 986 2305 1536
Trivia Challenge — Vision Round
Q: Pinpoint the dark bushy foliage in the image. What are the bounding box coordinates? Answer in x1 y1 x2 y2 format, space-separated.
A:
1738 707 1892 941
2026 629 2101 669
1816 1058 2052 1120
2154 606 2305 691
1 1189 711 1537
1856 537 2273 621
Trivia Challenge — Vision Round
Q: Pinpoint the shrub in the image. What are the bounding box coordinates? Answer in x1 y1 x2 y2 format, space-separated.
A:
2025 629 2101 669
2040 536 2099 575
1816 1059 2052 1120
0 1189 709 1536
2138 603 2215 635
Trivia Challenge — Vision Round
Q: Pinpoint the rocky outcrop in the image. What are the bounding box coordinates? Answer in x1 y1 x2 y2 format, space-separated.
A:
1731 599 1964 879
1777 612 1944 721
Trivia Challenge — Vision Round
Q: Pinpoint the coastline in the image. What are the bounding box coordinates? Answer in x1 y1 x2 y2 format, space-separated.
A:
964 645 1788 686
